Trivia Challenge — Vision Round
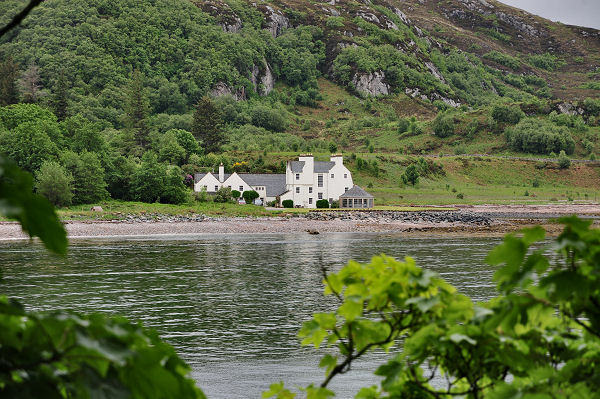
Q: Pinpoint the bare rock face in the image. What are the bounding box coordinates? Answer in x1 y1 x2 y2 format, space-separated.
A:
210 82 246 101
264 6 290 38
405 88 460 108
220 18 242 33
250 61 275 96
557 102 584 116
425 62 447 84
352 71 390 96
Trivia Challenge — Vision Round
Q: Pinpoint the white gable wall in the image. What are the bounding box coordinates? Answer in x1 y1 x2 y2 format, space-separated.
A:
194 173 221 192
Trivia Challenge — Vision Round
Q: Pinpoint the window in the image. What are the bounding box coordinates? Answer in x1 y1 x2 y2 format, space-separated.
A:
228 185 231 189
309 198 313 204
344 173 347 178
203 185 207 190
296 187 300 194
239 186 243 192
331 174 334 178
318 193 323 199
214 185 219 191
309 187 312 193
318 174 323 187
345 187 349 192
295 173 300 180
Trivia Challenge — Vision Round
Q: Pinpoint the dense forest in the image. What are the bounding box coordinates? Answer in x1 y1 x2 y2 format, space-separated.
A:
0 0 599 207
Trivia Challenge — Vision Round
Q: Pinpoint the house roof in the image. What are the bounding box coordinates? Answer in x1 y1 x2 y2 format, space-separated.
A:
290 161 305 173
289 160 335 173
194 172 231 183
239 174 287 197
339 185 374 198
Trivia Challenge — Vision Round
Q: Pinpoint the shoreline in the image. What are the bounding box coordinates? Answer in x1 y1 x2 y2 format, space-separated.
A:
1 204 599 240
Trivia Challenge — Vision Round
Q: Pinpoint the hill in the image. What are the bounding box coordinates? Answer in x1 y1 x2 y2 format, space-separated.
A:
0 0 599 207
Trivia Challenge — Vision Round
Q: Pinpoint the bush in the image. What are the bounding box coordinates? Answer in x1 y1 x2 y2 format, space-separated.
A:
491 104 524 124
250 106 287 132
397 118 410 134
432 112 455 138
483 51 521 70
558 150 571 169
330 200 339 208
456 192 464 199
316 199 329 208
231 189 241 199
35 161 74 207
401 164 419 186
213 186 233 203
529 53 563 71
242 190 260 204
505 118 575 155
282 199 294 208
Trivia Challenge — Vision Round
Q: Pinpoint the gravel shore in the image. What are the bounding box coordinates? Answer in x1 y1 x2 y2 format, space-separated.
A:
1 204 599 240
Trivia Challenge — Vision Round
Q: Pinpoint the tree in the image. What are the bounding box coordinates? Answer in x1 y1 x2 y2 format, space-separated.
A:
62 151 108 204
132 152 165 203
316 199 329 208
0 56 19 106
158 130 187 165
125 69 150 149
52 68 69 120
61 115 106 153
192 96 225 153
231 189 241 199
401 164 419 186
172 129 202 162
242 190 259 204
558 149 571 169
268 218 600 398
161 166 188 204
35 160 73 207
432 112 455 138
214 186 233 203
0 120 59 173
18 62 45 103
491 103 524 124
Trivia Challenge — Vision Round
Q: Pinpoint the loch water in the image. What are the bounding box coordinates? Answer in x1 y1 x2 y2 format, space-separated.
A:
1 232 503 398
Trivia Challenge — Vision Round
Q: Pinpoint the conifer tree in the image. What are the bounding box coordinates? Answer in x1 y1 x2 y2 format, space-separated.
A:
18 62 44 103
191 96 225 153
125 69 150 149
52 68 69 121
0 56 19 106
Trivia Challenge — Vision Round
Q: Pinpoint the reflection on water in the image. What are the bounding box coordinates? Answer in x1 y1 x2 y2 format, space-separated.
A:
1 232 502 398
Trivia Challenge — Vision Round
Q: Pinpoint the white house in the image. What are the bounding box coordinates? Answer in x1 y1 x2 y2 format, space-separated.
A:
194 154 359 208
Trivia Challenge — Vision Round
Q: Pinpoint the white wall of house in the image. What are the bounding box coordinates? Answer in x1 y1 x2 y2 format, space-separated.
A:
194 173 221 192
283 154 353 208
223 173 253 195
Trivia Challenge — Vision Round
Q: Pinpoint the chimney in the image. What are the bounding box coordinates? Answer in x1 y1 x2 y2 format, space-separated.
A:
298 153 314 174
219 163 224 183
330 153 343 166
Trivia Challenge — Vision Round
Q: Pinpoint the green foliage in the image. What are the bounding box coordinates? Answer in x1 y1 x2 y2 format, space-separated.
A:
0 156 67 254
250 105 287 132
62 150 108 204
328 141 338 153
231 190 241 199
505 118 575 155
432 112 455 138
558 150 571 169
35 160 73 207
491 104 524 124
158 130 187 165
125 69 150 149
192 96 225 153
214 186 234 203
0 56 19 106
397 118 410 134
316 199 329 209
242 189 260 204
286 218 600 398
132 152 164 203
326 16 345 29
483 51 521 70
282 199 294 208
583 97 600 116
401 164 419 186
528 52 564 71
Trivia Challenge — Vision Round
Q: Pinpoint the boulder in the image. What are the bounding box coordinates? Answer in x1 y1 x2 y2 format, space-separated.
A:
352 71 390 97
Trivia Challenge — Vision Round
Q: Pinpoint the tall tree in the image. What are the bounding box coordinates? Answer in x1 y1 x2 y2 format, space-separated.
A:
191 96 225 153
125 69 150 149
18 62 44 103
0 57 19 106
52 68 69 120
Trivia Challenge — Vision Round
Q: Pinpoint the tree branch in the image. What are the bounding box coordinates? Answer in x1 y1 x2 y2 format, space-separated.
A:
0 0 45 38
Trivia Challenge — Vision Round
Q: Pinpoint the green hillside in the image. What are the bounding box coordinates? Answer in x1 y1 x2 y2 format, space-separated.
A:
0 0 599 208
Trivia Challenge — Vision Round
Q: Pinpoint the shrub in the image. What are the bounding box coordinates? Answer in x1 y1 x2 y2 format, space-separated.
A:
231 190 241 199
456 192 464 199
529 53 564 71
483 51 521 70
214 186 233 203
491 104 524 124
432 112 455 138
328 141 338 153
397 118 410 134
330 200 339 208
558 150 571 169
242 190 260 204
401 165 419 186
35 161 73 207
250 105 287 132
326 16 345 29
505 118 575 155
196 186 210 203
316 199 329 208
282 199 294 208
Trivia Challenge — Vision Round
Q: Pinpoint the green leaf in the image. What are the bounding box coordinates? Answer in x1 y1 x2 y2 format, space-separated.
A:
338 298 363 322
318 354 338 376
449 333 477 345
262 382 296 399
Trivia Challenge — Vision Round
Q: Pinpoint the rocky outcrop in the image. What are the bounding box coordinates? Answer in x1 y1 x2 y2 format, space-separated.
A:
250 61 275 96
220 18 242 33
264 5 290 38
210 82 246 101
405 88 460 108
352 71 390 96
425 62 447 84
557 102 584 116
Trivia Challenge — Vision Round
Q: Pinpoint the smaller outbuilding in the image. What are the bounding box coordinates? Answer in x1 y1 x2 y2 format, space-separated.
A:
339 185 374 208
